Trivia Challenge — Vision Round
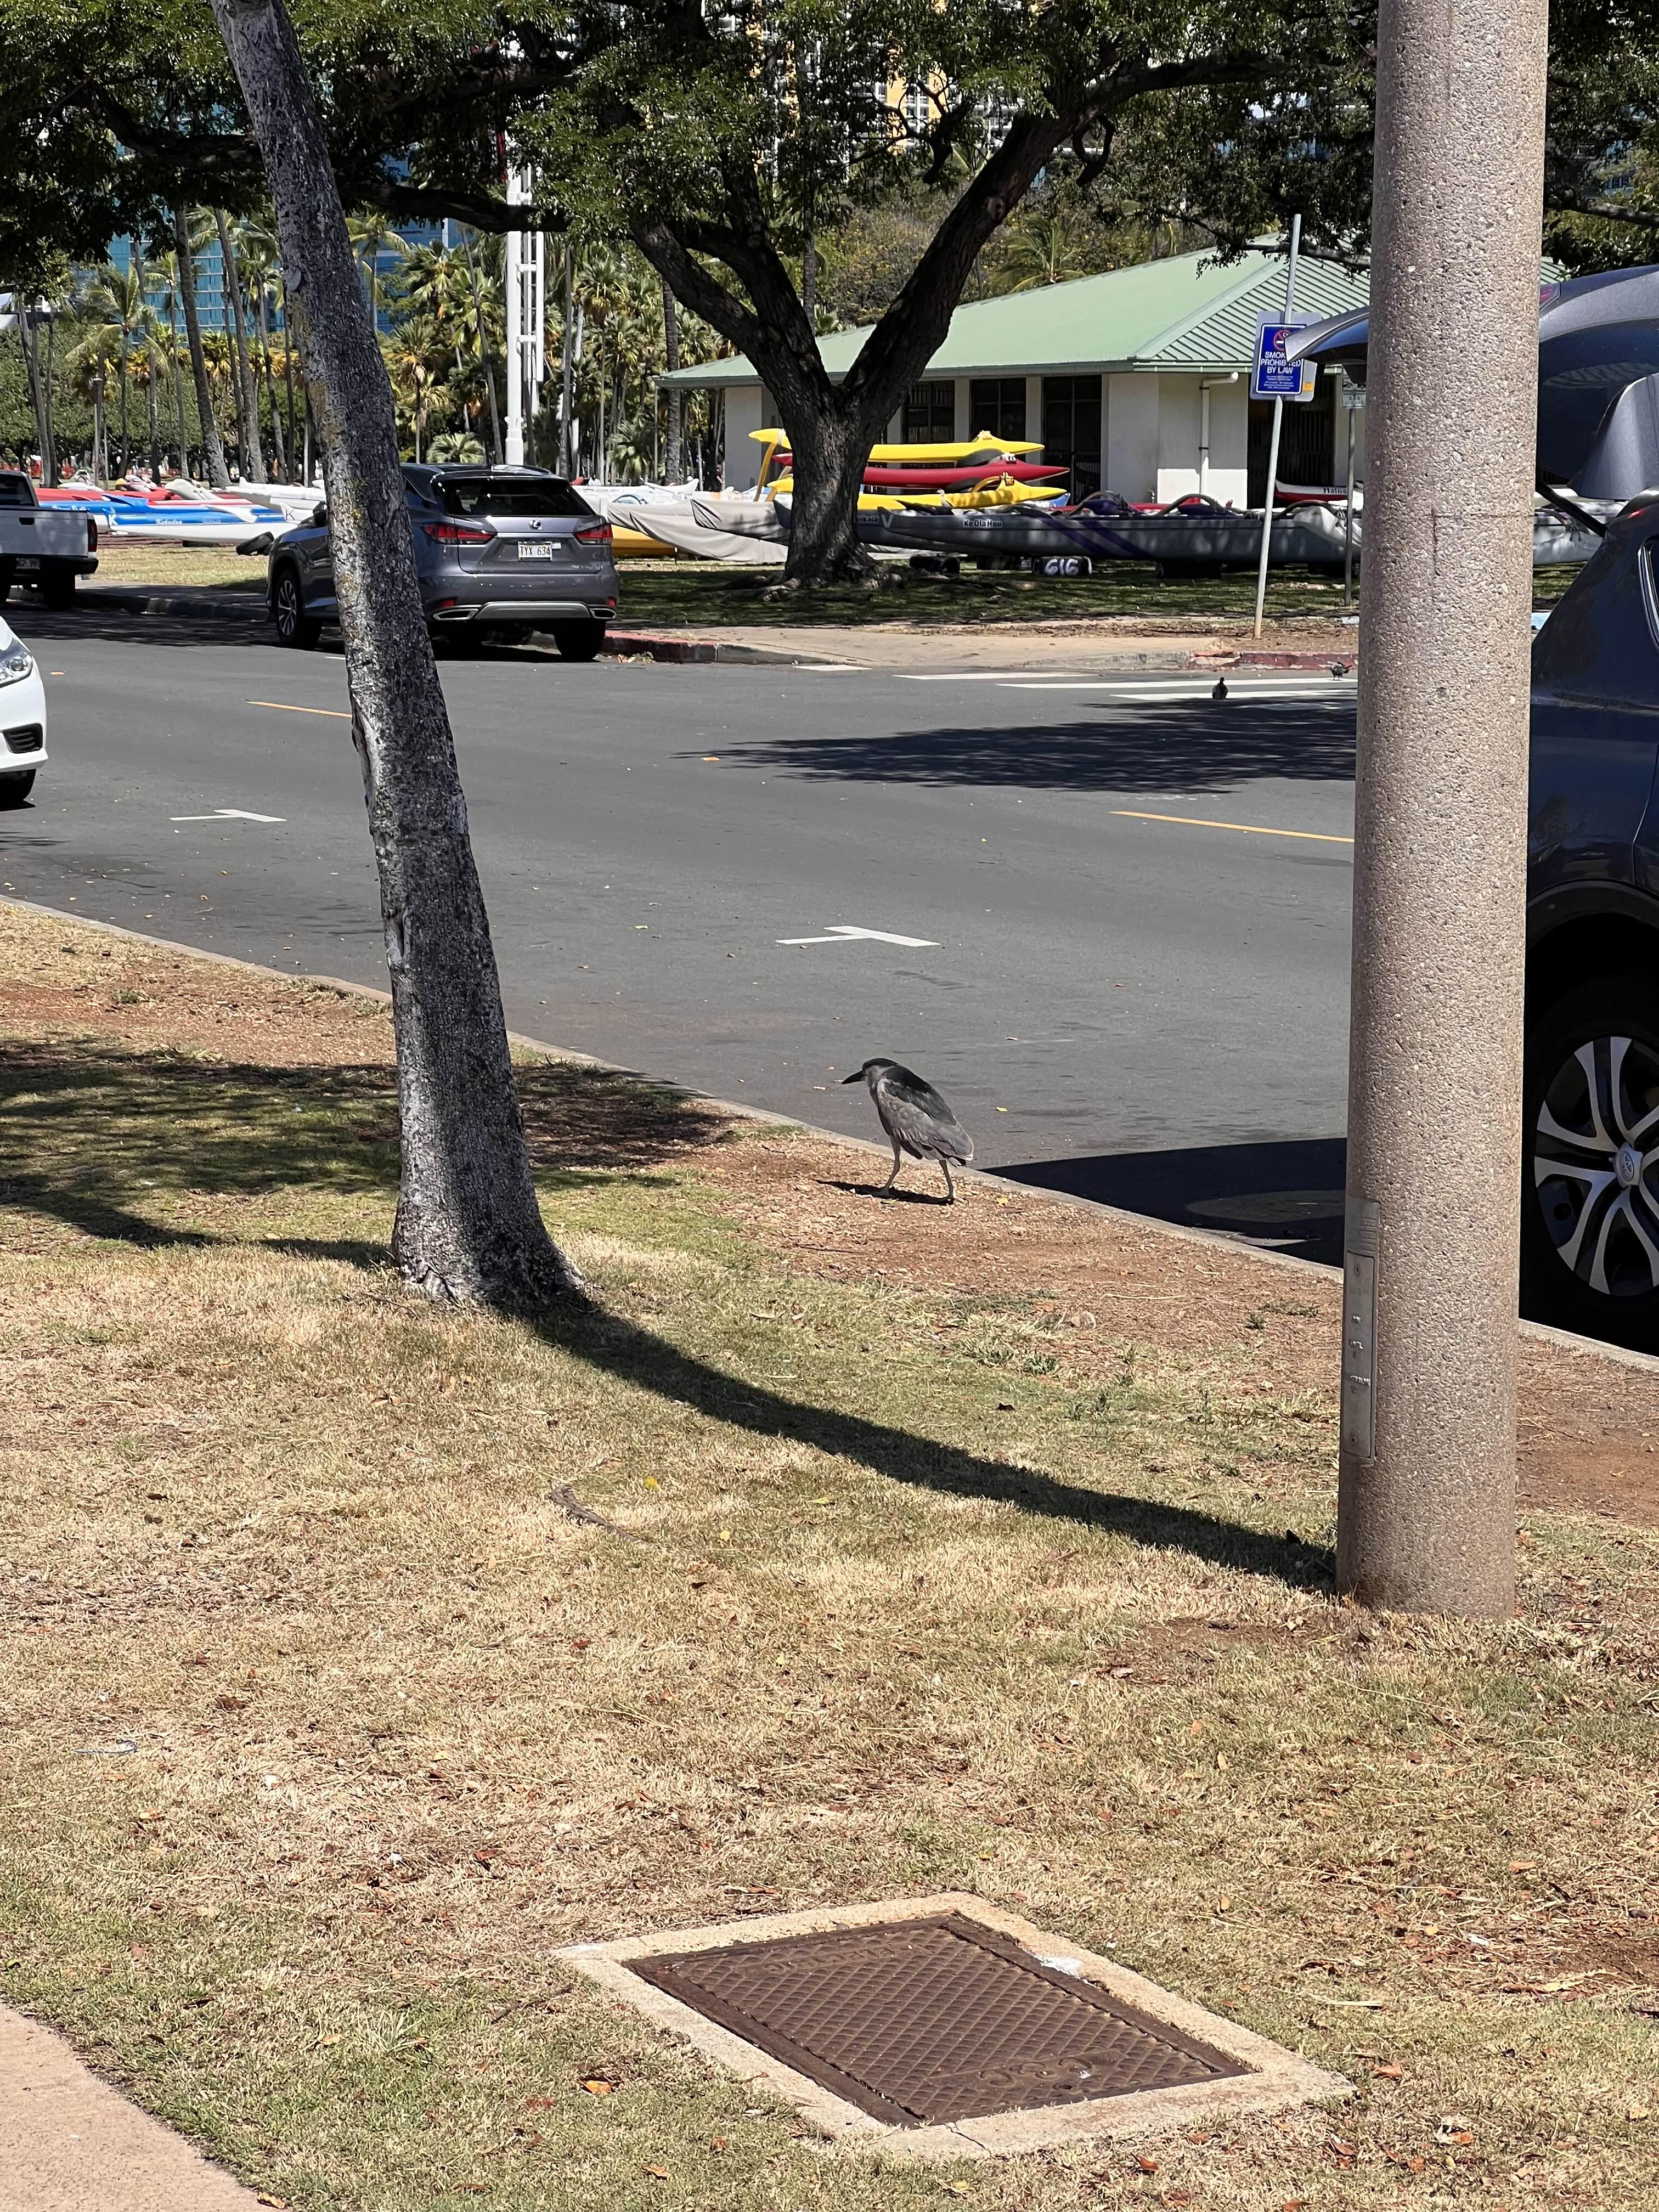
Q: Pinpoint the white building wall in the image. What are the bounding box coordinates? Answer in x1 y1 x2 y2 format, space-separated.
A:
1150 375 1249 505
1105 374 1158 501
722 385 764 487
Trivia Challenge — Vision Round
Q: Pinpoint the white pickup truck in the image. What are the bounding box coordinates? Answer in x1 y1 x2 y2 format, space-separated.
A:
0 470 99 607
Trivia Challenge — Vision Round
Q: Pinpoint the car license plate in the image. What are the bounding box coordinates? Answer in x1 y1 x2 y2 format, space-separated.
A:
517 540 556 560
15 557 39 572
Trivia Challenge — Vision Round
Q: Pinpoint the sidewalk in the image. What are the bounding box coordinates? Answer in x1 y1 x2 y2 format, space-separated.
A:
0 2007 264 2212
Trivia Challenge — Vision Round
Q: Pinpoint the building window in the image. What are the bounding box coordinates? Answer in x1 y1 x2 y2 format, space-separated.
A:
1041 375 1102 500
969 377 1026 444
903 380 956 443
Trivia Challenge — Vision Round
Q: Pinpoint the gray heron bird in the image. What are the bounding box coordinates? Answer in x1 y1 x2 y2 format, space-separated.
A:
841 1058 974 1200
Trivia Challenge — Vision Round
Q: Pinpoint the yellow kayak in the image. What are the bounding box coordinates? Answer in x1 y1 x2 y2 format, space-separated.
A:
751 426 1042 466
770 472 1065 512
610 524 682 558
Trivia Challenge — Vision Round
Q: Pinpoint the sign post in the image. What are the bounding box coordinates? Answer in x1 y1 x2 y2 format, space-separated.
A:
1250 218 1315 639
1340 375 1365 608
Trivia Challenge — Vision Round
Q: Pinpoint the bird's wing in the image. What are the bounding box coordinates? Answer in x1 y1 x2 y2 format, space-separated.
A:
880 1068 974 1162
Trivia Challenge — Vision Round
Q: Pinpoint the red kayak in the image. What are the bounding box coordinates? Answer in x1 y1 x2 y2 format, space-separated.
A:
774 457 1069 491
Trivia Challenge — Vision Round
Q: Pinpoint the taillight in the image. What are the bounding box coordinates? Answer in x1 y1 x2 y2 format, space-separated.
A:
422 520 495 544
88 517 98 551
575 522 612 544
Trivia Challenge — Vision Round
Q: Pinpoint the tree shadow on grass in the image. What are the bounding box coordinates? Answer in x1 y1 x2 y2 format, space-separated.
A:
537 1293 1335 1595
0 1037 1330 1592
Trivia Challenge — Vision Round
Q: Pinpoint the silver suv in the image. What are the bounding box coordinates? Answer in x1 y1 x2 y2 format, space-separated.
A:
268 464 618 659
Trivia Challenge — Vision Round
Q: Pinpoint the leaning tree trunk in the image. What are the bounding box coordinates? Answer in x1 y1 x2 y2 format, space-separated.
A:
145 343 161 478
661 279 681 482
208 0 580 1308
257 288 288 477
16 311 55 486
173 208 230 488
216 211 263 475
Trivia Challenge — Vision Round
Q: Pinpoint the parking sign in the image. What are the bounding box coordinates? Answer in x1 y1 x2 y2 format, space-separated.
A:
1252 315 1319 402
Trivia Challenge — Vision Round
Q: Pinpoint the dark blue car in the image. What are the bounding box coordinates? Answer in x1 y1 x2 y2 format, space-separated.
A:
1526 496 1659 1344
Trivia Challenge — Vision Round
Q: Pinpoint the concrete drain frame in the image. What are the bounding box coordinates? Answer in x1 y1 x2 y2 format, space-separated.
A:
561 1892 1350 2160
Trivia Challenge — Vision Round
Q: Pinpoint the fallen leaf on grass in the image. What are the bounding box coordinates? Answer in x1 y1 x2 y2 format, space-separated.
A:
256 2197 286 2208
1373 2063 1404 2081
644 2164 671 2180
317 2034 340 2048
944 2183 972 2198
1133 2155 1159 2172
580 2078 616 2097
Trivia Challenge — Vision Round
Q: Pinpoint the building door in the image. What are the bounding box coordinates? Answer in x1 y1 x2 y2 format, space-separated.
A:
969 378 1026 444
1042 376 1102 500
1248 380 1338 504
903 381 956 443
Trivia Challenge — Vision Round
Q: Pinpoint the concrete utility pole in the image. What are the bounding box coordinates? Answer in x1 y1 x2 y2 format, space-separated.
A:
1337 0 1549 1612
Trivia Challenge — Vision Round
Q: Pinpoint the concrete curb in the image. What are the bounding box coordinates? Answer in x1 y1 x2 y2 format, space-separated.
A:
5 891 1656 1379
60 588 1358 675
76 586 268 623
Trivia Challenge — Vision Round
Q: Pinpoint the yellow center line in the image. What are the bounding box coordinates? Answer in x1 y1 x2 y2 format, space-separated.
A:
1111 809 1354 845
249 699 352 719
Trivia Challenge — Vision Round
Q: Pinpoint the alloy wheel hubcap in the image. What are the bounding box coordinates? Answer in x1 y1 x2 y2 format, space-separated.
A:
1534 1033 1659 1296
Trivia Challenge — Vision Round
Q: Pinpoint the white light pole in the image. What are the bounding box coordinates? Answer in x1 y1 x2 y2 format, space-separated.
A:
504 169 544 467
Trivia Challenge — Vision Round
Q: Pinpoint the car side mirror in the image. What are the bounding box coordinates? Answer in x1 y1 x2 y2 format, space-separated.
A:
311 503 328 527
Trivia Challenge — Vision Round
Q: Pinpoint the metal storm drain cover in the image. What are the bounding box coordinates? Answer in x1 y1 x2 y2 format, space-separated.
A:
629 1911 1245 2126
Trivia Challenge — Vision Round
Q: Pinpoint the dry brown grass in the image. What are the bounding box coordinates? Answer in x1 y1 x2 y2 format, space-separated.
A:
83 542 265 590
1 898 1656 2212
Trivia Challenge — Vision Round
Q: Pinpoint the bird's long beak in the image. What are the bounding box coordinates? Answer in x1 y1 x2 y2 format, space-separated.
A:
839 1071 862 1084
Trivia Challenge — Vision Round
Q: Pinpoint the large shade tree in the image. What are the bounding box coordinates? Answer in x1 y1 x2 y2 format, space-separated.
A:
8 0 1654 576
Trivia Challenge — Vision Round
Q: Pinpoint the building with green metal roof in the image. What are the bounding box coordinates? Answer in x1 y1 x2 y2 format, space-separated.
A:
662 246 1372 504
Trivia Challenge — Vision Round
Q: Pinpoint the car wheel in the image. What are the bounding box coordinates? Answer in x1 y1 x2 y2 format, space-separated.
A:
40 571 76 609
272 566 320 648
0 770 36 807
1522 974 1659 1347
552 621 605 663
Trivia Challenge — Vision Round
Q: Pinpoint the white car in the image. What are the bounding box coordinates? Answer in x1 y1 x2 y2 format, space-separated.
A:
0 615 46 806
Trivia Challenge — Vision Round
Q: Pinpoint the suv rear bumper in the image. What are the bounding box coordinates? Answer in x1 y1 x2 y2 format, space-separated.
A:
428 600 611 624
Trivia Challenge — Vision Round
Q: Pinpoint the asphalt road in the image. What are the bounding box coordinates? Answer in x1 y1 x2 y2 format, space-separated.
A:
3 607 1358 1261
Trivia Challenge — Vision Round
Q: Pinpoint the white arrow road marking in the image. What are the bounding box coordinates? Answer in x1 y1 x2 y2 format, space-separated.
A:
170 809 287 823
776 924 939 947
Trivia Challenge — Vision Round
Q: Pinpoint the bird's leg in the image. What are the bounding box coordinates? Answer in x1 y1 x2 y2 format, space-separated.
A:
941 1158 956 1203
881 1139 902 1193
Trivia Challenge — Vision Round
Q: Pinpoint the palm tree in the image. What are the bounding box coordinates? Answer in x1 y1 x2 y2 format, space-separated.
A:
233 215 290 479
458 229 503 462
81 261 146 472
345 213 407 330
382 314 444 461
172 206 230 487
213 209 263 476
151 251 190 470
1000 207 1090 292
